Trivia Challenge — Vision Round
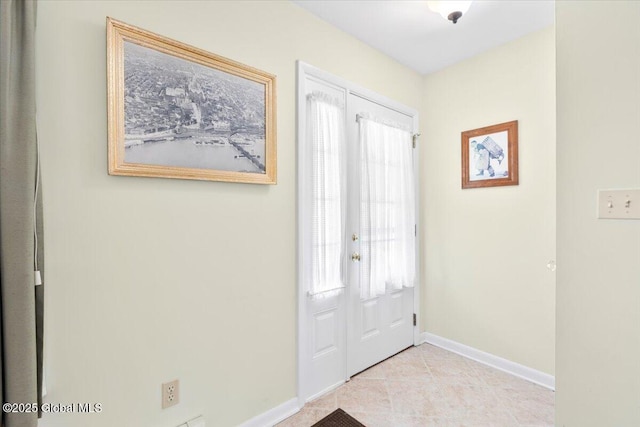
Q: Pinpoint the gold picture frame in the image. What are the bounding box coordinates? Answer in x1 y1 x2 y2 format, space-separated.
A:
461 120 518 189
107 17 277 184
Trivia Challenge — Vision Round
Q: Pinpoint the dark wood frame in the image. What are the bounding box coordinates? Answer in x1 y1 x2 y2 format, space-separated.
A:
461 120 518 189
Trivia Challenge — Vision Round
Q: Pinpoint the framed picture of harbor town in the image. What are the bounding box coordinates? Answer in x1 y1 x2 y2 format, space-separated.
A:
107 18 277 184
461 120 518 189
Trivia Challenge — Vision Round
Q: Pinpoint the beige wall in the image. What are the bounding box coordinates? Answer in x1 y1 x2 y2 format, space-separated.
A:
556 1 640 425
421 27 556 375
35 2 422 426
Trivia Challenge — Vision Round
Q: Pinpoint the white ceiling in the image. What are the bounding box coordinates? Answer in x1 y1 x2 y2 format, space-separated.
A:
292 0 555 75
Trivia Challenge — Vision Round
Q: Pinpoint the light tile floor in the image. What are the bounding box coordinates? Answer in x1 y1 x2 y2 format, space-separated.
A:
277 344 554 427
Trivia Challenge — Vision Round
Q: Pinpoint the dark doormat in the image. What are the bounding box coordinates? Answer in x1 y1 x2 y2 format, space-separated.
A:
311 408 366 427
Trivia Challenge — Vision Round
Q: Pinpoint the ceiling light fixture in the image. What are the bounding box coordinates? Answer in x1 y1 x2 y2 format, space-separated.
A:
427 1 473 24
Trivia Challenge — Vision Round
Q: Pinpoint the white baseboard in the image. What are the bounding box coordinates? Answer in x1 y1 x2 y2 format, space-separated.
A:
420 332 555 391
305 380 345 404
241 335 553 426
238 398 300 427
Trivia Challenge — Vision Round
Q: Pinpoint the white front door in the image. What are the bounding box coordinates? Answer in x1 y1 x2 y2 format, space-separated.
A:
346 93 415 377
299 78 348 401
298 62 418 403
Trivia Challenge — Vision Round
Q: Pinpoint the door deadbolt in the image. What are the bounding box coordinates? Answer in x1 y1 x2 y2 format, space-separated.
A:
352 233 359 242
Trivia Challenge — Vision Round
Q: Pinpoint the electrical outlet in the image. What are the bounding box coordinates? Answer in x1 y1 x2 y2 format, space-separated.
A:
161 379 179 409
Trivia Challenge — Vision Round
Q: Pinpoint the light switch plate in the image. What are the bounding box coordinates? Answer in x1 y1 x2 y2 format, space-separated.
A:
598 189 640 219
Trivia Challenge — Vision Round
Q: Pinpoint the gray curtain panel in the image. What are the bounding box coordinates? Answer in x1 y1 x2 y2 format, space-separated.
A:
0 1 44 426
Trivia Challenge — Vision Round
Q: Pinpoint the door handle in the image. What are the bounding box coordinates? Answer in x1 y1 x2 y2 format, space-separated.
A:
351 253 361 262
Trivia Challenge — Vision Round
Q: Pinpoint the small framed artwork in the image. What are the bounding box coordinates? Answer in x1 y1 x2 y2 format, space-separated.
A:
107 17 277 184
461 120 518 189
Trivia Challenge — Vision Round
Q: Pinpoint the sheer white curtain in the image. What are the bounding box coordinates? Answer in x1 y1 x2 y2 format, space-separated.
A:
358 114 415 299
307 92 345 297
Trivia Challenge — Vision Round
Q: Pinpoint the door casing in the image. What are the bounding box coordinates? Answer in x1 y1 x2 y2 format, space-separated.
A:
296 61 421 406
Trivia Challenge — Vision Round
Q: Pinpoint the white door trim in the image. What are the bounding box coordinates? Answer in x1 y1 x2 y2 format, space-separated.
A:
296 61 421 405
